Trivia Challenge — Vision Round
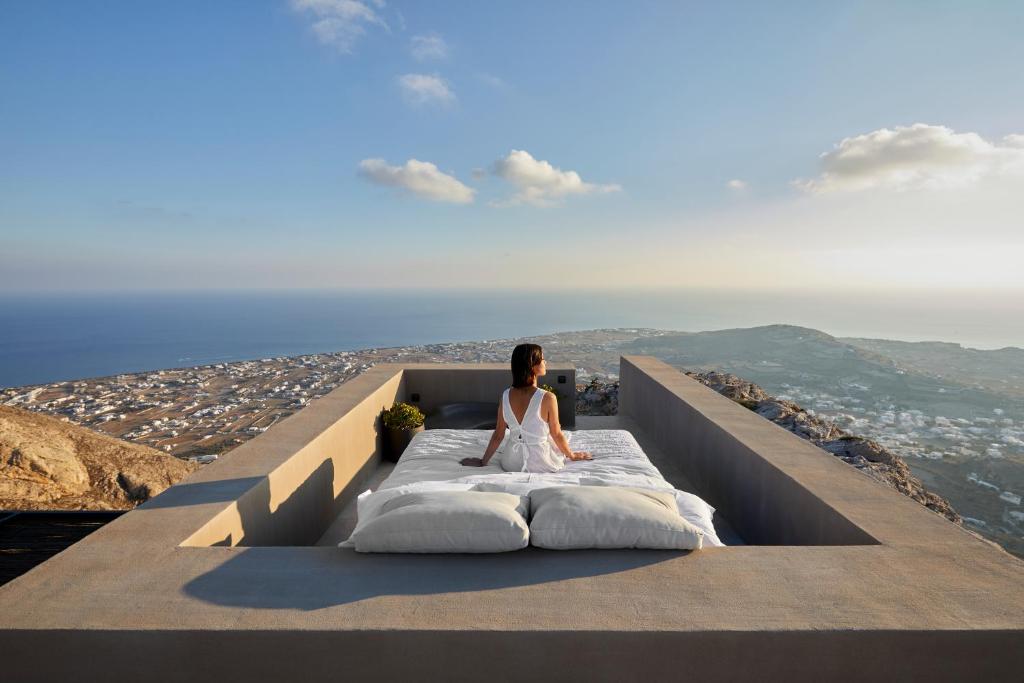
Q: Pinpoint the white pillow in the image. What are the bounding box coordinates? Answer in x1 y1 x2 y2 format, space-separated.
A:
577 476 723 547
339 482 478 548
528 486 704 550
673 489 724 547
350 490 530 553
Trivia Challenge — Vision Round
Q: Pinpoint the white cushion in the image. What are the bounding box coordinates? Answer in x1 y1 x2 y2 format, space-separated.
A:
350 490 530 553
338 482 479 548
673 489 724 547
528 486 704 550
578 476 724 547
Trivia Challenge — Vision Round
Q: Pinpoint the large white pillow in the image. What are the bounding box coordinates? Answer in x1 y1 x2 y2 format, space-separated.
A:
673 489 724 547
350 490 530 553
339 481 478 548
578 475 724 547
528 486 703 550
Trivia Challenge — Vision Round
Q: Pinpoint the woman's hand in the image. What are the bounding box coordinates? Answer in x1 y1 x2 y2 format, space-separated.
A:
567 451 592 461
460 457 485 467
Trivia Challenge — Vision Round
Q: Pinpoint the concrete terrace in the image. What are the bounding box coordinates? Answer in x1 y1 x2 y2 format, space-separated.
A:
0 356 1022 682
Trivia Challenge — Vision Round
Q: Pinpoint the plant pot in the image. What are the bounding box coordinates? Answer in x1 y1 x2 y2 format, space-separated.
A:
385 424 424 463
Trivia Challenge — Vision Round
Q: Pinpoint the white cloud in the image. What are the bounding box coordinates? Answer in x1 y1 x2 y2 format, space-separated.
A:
727 179 748 190
410 34 448 61
490 150 621 207
795 123 1024 193
477 73 508 89
290 0 388 54
397 73 454 106
358 158 474 204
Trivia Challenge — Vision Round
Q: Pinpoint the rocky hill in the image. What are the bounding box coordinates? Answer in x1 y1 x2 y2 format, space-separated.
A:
0 405 196 510
577 374 960 524
841 336 1024 399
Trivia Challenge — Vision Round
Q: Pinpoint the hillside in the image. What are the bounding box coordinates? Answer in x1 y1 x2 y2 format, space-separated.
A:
842 337 1024 399
0 405 196 510
625 325 1018 420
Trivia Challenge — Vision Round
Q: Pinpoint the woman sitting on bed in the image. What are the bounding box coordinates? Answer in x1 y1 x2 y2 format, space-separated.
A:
460 343 592 471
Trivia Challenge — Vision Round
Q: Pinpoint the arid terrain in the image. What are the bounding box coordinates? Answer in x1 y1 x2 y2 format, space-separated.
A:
0 405 196 510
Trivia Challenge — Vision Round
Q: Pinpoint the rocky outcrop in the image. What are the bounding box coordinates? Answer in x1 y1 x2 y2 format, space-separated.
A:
575 373 961 524
576 378 619 415
0 405 197 510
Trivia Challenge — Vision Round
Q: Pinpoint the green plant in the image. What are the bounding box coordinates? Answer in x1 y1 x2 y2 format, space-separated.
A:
539 383 560 398
382 401 425 430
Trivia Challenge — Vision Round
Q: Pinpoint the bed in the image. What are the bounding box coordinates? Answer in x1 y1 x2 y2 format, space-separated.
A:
340 429 725 548
380 429 674 490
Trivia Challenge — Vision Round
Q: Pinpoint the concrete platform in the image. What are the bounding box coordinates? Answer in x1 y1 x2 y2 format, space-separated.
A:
0 358 1021 682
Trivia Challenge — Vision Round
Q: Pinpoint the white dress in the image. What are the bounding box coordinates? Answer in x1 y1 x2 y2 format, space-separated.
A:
497 387 566 473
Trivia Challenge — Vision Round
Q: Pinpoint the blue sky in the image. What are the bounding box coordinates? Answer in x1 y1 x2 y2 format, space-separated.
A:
2 1 1022 290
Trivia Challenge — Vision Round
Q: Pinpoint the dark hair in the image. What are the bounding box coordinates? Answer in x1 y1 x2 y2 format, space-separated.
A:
510 343 544 388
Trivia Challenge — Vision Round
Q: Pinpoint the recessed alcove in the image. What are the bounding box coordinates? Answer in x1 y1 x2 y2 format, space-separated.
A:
178 359 876 549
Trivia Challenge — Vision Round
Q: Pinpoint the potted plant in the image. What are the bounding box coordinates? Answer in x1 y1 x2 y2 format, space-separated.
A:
539 383 560 397
381 401 425 462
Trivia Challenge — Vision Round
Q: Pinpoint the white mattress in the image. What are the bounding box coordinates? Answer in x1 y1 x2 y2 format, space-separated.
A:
342 429 725 547
380 429 671 490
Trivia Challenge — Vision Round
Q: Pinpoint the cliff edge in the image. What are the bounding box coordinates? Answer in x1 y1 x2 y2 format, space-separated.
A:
0 405 196 510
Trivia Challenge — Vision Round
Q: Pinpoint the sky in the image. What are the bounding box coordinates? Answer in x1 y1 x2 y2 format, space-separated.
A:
2 1 1023 292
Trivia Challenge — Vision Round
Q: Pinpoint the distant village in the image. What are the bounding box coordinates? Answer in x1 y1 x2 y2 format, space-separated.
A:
0 329 649 462
776 382 1024 540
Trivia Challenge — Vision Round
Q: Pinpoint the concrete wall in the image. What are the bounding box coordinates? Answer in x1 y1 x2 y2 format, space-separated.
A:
181 363 575 547
181 367 405 547
4 628 1022 683
619 356 877 546
404 364 576 428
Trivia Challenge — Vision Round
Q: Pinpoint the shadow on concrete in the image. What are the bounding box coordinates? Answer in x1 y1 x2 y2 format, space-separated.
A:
139 477 266 510
181 545 685 610
231 459 337 547
147 460 343 547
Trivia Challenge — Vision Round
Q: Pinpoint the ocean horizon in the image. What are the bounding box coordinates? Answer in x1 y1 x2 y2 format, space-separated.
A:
2 288 1022 388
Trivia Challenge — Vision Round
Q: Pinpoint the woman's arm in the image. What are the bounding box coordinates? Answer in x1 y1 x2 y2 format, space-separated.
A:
543 392 592 461
460 403 507 467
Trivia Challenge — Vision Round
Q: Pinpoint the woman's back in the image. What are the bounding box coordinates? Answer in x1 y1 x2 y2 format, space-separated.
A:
499 387 564 473
458 342 591 470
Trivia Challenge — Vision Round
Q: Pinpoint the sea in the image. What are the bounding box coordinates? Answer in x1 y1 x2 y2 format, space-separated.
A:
1 288 1022 389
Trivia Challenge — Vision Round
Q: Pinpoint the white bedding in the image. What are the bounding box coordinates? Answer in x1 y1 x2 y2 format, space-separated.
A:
380 429 670 490
343 429 724 547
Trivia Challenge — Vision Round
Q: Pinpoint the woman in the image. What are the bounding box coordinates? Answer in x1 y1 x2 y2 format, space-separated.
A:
460 343 592 471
